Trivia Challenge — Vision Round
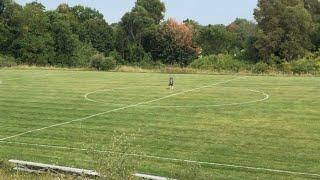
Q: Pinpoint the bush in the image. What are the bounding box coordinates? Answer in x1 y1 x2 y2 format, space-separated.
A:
109 50 125 65
74 43 98 68
291 58 320 75
252 62 270 74
0 55 17 67
279 61 292 74
190 54 247 72
90 53 116 71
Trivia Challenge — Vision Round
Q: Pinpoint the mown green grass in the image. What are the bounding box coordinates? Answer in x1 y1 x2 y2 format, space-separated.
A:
0 69 319 179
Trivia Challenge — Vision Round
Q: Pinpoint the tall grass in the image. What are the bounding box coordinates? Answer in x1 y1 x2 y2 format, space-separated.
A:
87 132 140 180
0 162 59 179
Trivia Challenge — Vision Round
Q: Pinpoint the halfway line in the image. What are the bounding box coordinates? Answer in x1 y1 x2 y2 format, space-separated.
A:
0 77 245 141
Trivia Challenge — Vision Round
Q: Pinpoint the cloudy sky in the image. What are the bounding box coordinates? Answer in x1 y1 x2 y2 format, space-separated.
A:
16 0 258 25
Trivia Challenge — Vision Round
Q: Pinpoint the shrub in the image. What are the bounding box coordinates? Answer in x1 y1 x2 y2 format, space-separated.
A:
90 53 116 71
109 50 125 65
0 55 17 67
279 61 292 74
291 58 320 75
252 62 270 74
74 43 98 68
190 54 247 72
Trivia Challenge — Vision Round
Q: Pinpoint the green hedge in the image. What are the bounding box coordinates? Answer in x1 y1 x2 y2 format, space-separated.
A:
252 62 270 74
290 58 320 75
90 53 117 71
189 54 320 75
190 54 248 72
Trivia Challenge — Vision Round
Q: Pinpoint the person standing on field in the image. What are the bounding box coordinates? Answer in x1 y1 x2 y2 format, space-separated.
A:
168 77 174 90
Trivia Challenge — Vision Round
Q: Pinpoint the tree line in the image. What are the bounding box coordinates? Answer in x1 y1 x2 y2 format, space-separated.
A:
0 0 320 72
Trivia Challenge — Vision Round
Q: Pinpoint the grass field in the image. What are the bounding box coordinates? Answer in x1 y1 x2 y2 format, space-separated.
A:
0 69 319 179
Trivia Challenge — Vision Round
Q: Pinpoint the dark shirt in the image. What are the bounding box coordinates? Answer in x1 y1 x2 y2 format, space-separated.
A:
169 77 174 85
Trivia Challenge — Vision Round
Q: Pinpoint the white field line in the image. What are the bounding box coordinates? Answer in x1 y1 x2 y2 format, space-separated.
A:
2 75 318 178
85 88 270 108
1 141 320 178
0 77 245 141
84 87 130 105
143 89 270 108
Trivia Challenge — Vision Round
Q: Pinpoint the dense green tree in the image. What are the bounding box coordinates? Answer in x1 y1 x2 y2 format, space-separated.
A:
47 11 80 66
68 5 114 54
114 24 149 64
0 1 4 14
120 6 154 44
10 2 54 65
1 0 319 68
254 0 314 61
71 5 103 23
118 4 154 62
0 1 18 55
0 0 15 16
57 3 70 14
304 0 320 21
0 18 10 52
183 19 202 43
304 0 320 49
81 19 114 53
227 18 259 61
227 19 256 49
196 24 235 55
51 22 79 66
136 0 165 23
0 0 10 14
116 0 166 63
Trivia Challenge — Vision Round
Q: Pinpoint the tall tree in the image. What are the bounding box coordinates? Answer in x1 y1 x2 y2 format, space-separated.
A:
144 18 199 65
10 2 54 65
227 18 259 61
71 5 103 23
136 0 165 23
0 1 21 54
227 18 256 50
116 0 166 63
254 0 314 61
304 0 320 49
81 19 114 53
70 5 114 54
120 6 154 44
196 24 235 55
47 10 81 67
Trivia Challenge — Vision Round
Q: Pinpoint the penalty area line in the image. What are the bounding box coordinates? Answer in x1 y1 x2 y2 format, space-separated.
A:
0 141 319 178
0 77 245 141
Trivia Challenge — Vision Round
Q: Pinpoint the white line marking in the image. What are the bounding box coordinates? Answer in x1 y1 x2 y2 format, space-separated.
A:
84 87 131 105
1 141 319 178
143 89 270 108
85 88 270 108
2 74 318 178
0 77 245 141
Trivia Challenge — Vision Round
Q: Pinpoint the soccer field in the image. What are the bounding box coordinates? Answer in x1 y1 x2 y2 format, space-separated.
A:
0 69 319 179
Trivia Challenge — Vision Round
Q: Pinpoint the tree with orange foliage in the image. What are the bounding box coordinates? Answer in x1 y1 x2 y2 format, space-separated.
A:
143 18 200 65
